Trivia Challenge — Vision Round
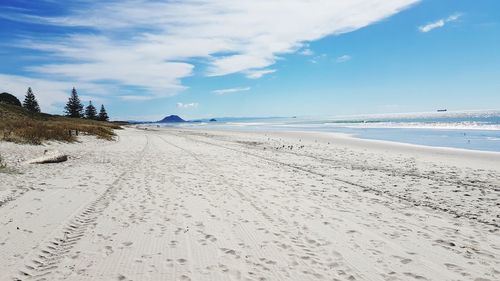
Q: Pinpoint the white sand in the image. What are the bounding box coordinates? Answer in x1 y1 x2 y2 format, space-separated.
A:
0 127 499 281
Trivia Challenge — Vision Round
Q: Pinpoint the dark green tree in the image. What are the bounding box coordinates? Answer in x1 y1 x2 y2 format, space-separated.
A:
98 104 109 121
22 87 41 113
84 100 97 120
64 87 83 118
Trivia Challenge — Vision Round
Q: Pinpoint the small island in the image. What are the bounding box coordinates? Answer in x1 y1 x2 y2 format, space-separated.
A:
157 115 185 123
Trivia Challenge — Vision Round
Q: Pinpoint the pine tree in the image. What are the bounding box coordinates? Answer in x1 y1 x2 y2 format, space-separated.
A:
23 87 41 113
98 104 109 122
64 87 84 118
84 100 97 120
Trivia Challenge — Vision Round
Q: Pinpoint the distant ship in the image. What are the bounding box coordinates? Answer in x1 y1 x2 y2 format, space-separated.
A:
437 109 447 112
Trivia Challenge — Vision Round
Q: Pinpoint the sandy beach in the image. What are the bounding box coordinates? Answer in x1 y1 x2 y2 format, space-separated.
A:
0 127 499 281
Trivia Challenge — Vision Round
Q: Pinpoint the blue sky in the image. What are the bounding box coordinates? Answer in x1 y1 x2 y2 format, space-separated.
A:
0 0 499 120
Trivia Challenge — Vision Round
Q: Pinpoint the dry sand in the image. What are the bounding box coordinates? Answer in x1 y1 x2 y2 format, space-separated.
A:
0 127 499 281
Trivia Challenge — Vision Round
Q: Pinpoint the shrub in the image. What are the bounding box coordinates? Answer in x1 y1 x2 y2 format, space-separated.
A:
0 92 22 107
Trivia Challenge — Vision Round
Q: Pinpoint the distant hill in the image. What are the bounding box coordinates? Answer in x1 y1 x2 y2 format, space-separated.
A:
158 115 185 123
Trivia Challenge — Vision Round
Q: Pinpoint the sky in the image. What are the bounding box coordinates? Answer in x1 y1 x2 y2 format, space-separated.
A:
0 0 499 121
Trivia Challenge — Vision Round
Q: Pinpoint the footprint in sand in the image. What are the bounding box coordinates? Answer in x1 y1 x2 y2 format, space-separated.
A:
401 258 412 264
403 272 428 280
205 234 217 242
104 245 114 256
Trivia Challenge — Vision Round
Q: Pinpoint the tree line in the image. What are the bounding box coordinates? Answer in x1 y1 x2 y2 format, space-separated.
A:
1 87 109 121
64 87 109 121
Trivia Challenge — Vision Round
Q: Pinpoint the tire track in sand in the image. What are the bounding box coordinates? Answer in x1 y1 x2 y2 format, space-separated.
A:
12 135 150 281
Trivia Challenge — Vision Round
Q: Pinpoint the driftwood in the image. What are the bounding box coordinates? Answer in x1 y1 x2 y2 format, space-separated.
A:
27 150 68 164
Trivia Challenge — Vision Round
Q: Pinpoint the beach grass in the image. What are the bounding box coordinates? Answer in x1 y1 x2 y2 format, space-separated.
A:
0 103 123 144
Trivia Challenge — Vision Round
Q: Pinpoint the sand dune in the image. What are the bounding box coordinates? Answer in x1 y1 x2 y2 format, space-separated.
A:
0 127 498 281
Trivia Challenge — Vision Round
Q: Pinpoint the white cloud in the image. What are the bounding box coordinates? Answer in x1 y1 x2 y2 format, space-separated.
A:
300 48 314 56
245 69 276 79
120 95 155 101
419 20 445 33
4 0 418 105
336 55 352 63
212 87 251 95
176 102 198 109
310 54 327 64
419 13 462 33
80 95 106 105
447 13 461 22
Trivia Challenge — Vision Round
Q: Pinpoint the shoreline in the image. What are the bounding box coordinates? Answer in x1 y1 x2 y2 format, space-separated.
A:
154 122 500 153
170 126 500 163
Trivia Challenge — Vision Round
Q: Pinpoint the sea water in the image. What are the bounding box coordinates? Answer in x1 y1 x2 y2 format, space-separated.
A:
164 111 500 152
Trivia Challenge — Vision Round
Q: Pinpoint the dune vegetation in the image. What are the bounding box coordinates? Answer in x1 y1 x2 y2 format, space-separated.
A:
0 103 123 144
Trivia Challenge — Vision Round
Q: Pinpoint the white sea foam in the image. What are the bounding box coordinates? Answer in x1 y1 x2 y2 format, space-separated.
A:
339 122 500 131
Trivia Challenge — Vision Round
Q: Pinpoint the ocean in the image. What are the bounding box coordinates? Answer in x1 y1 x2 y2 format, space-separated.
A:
161 111 500 152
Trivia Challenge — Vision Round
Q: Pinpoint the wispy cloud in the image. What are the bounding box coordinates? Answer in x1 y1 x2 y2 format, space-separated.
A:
245 69 276 79
1 0 418 105
120 95 155 101
310 54 327 64
336 55 352 63
212 87 251 95
419 13 462 33
176 102 198 109
299 48 314 56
